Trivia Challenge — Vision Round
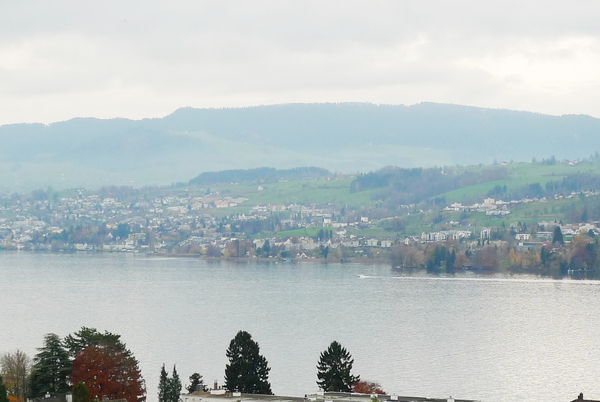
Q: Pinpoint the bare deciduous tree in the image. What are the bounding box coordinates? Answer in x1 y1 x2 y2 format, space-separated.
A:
1 350 31 402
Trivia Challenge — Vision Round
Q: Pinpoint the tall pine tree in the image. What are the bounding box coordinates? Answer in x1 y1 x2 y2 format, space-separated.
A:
553 226 564 244
0 374 9 402
158 364 169 402
168 365 181 402
158 364 182 402
224 331 272 395
29 334 71 397
316 341 359 392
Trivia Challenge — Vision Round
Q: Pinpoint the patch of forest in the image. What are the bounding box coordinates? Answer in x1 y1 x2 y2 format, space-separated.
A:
189 167 331 186
349 166 508 205
489 172 600 200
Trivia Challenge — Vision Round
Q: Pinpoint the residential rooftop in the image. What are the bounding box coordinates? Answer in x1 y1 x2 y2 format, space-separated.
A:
183 391 479 402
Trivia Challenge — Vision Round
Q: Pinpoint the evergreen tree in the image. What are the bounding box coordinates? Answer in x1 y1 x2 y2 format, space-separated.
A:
224 331 272 395
446 249 456 271
29 334 71 397
64 327 124 358
0 374 8 402
186 373 206 394
72 382 90 402
158 364 169 402
262 240 270 256
541 247 548 264
168 365 181 402
553 226 564 244
316 341 359 392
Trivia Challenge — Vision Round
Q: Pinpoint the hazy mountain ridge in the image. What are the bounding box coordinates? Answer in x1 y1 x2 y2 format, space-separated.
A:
1 102 599 191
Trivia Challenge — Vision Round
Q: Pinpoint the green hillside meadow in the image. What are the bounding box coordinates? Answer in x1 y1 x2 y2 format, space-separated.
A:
188 160 600 237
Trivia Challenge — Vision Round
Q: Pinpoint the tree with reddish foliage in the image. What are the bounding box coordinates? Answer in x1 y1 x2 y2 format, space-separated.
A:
352 381 385 395
71 344 146 402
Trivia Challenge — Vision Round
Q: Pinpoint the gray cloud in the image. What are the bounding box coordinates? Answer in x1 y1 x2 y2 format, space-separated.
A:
1 1 600 125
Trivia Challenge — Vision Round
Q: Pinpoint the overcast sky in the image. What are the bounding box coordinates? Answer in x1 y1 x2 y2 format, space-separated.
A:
1 1 600 125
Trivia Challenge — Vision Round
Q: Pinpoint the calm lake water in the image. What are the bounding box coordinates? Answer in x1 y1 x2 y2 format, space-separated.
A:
1 252 599 402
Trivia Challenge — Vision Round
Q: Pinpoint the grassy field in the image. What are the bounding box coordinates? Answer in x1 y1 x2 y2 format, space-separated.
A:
200 177 378 208
268 227 324 238
184 161 600 210
441 162 600 202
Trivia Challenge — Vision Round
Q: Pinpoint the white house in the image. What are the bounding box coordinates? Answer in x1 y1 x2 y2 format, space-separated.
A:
366 238 379 247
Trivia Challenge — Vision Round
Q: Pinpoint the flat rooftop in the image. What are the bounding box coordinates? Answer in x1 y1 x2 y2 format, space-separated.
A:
185 391 479 402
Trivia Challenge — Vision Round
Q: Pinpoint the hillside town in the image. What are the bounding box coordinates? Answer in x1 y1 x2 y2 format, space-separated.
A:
1 186 599 268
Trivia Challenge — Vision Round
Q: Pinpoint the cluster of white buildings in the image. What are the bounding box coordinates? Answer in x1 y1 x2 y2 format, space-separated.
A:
419 230 473 243
252 235 394 253
444 198 511 216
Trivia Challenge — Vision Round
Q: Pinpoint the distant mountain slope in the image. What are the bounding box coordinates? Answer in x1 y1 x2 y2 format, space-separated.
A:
157 103 600 162
1 102 599 191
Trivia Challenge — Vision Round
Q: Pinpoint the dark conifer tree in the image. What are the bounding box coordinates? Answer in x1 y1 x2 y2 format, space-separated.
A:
582 208 589 223
168 365 182 402
541 247 548 264
0 374 8 402
447 249 456 270
158 364 169 402
64 327 124 358
553 226 564 244
29 334 72 397
224 331 272 395
186 373 206 394
316 341 359 392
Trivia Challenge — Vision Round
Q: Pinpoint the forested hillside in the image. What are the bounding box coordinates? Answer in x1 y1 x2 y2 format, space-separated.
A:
349 166 508 205
2 102 600 191
189 167 330 186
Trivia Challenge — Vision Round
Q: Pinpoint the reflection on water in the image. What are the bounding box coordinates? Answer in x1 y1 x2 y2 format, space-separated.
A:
1 252 600 402
394 264 600 281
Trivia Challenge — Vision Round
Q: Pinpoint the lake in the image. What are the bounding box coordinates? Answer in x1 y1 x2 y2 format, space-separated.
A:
1 252 599 402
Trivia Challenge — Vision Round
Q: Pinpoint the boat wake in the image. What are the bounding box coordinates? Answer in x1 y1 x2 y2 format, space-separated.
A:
357 274 600 285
